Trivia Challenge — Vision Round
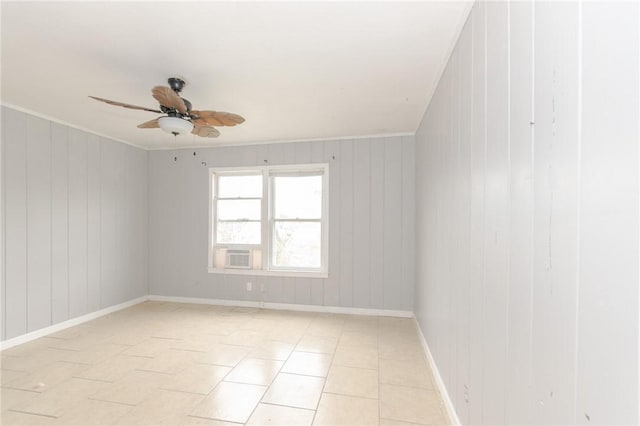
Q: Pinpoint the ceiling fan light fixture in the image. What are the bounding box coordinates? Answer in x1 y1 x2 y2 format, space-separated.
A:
158 116 193 136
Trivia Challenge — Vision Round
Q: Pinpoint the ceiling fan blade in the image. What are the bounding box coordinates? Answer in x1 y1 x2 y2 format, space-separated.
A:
190 116 214 127
137 118 160 129
192 125 220 138
190 110 245 127
89 96 161 113
152 86 187 114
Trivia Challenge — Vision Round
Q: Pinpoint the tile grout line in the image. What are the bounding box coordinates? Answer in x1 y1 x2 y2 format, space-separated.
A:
7 409 58 419
308 314 342 425
2 302 428 425
197 308 315 424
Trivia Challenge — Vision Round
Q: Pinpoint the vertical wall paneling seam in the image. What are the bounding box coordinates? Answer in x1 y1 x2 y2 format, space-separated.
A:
98 140 102 309
351 141 355 307
145 148 149 294
146 149 150 296
368 141 373 308
368 138 372 307
86 139 89 311
381 143 386 308
49 121 53 325
449 53 462 406
529 2 536 421
450 53 456 402
24 116 29 331
573 2 583 422
66 127 70 320
1 108 5 339
505 2 512 422
401 136 405 311
467 12 475 424
1 110 4 339
409 135 414 311
481 1 488 419
409 135 414 310
399 138 403 310
638 1 640 417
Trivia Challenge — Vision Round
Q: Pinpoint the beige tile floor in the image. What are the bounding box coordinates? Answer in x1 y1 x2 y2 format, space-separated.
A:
0 301 450 425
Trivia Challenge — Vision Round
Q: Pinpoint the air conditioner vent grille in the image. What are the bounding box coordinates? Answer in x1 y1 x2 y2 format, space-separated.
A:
226 249 252 269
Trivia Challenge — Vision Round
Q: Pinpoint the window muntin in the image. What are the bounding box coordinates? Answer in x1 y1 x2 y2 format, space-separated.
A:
210 165 328 275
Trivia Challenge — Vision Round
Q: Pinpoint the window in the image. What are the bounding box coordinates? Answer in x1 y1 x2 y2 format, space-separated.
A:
216 173 262 245
209 164 328 276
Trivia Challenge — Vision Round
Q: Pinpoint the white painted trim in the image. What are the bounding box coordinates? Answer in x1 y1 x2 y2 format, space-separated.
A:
0 103 147 151
209 164 328 174
148 294 413 318
0 296 147 350
414 318 461 426
207 268 328 279
150 132 416 151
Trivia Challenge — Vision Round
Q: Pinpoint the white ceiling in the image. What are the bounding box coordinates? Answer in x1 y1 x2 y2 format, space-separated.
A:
1 1 472 150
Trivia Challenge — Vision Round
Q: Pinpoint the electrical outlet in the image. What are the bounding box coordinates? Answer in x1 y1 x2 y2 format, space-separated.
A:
246 282 252 291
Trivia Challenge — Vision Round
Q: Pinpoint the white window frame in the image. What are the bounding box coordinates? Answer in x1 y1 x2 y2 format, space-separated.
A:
208 163 329 278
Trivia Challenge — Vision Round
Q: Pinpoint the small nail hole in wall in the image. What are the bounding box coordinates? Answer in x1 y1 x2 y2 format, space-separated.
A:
332 155 335 160
174 156 177 162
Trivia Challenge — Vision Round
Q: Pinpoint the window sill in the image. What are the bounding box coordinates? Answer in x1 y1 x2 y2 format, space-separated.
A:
207 268 328 279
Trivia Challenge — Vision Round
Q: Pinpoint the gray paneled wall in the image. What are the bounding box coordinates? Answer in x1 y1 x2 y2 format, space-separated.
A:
148 136 415 311
415 1 639 425
1 106 148 341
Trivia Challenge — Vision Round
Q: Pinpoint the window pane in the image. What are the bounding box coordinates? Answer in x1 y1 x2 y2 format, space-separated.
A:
272 221 321 269
218 174 262 198
273 175 322 219
216 221 261 245
218 199 261 220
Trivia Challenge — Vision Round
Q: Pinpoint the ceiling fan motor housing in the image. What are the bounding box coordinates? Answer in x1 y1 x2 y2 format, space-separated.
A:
160 100 192 116
168 77 186 93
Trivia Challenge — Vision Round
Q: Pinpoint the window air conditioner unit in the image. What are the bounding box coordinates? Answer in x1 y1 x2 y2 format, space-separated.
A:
226 249 252 269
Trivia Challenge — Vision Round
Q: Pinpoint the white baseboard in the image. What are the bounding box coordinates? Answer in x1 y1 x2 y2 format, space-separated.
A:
414 318 461 426
147 294 414 318
0 296 148 351
1 294 413 351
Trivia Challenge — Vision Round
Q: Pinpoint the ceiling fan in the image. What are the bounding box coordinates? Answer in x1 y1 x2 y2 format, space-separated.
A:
89 77 245 138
